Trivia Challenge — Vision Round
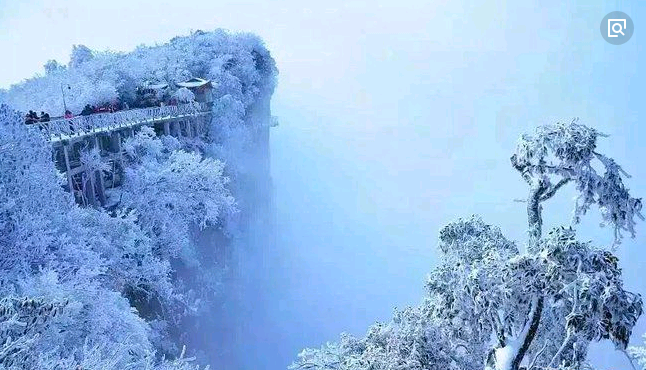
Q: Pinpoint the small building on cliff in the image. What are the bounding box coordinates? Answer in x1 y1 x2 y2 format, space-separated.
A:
176 78 214 106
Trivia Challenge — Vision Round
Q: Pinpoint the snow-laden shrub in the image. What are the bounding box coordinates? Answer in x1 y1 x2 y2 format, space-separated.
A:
74 81 118 110
80 147 110 174
69 44 94 69
173 87 195 103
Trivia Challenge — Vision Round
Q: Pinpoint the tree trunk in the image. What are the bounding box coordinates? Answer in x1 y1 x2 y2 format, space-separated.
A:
527 184 545 251
492 297 544 370
511 297 544 370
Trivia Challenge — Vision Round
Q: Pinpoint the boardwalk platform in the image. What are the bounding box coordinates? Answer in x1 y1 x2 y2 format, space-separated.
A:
35 102 213 207
39 102 211 144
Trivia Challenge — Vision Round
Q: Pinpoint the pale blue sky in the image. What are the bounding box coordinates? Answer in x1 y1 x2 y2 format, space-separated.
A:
1 1 644 369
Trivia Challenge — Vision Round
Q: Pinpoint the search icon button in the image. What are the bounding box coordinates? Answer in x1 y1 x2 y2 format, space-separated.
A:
601 11 634 45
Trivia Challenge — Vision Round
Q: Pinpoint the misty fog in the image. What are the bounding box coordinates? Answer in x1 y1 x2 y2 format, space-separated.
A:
227 2 646 369
1 1 645 370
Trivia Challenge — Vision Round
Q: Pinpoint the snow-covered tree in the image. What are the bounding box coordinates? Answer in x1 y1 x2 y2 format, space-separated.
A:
2 30 276 119
630 334 646 369
120 127 236 264
115 127 238 350
430 219 641 370
1 28 277 369
43 60 65 75
0 294 68 368
0 105 180 368
511 119 642 246
291 120 643 370
173 87 195 103
69 44 94 69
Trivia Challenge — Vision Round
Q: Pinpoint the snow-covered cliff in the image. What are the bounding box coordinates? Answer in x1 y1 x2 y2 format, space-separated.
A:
0 30 277 369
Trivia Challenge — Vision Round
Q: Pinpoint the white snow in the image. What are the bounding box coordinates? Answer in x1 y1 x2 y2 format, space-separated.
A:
494 345 516 370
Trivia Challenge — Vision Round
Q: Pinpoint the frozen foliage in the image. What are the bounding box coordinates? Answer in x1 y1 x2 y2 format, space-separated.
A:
630 334 646 369
291 307 474 370
0 27 277 368
43 59 65 75
0 29 277 117
69 45 95 69
80 147 111 184
121 127 236 262
0 294 67 368
291 121 642 370
173 87 196 103
511 119 643 245
0 105 163 367
117 127 238 360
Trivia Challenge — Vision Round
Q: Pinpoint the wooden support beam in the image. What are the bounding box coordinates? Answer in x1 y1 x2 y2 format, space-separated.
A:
95 170 106 206
110 132 121 153
89 172 97 206
54 112 215 207
112 132 123 166
81 172 96 207
94 136 106 206
68 165 86 177
174 121 182 138
62 145 74 193
193 119 198 137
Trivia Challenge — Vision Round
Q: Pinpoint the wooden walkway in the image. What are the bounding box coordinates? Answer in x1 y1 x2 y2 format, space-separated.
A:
38 102 213 207
41 102 210 144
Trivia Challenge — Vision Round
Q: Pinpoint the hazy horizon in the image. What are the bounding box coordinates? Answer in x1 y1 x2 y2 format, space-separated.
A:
1 1 644 369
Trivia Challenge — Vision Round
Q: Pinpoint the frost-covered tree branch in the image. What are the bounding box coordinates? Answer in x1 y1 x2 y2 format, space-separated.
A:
292 120 643 370
511 119 642 246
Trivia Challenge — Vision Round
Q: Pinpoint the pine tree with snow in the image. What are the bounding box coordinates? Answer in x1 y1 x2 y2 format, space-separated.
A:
290 120 643 370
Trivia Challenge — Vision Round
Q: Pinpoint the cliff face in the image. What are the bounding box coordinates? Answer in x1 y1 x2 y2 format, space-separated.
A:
205 61 279 370
1 27 278 244
185 46 278 368
0 30 278 368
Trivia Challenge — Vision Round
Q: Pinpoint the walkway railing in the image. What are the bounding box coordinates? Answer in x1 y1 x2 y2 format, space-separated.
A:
41 102 210 142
